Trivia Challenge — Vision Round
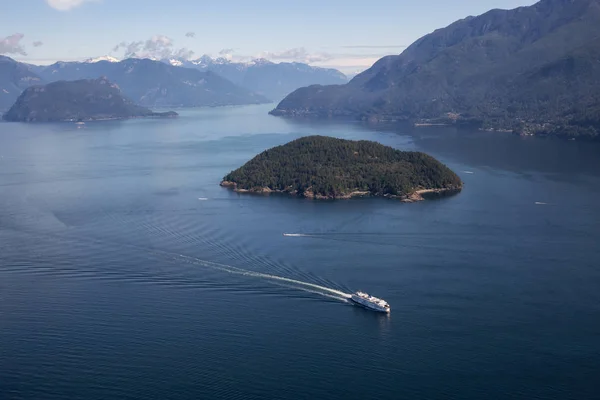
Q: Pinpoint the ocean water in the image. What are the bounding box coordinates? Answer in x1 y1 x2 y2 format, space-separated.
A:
1 104 599 400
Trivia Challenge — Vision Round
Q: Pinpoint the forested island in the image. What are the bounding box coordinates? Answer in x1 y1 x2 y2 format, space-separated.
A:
221 136 462 201
2 77 177 122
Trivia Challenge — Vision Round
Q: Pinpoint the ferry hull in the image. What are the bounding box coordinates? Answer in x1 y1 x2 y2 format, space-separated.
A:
350 297 390 313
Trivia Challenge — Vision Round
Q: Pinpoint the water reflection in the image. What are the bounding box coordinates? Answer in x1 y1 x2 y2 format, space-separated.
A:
351 306 392 336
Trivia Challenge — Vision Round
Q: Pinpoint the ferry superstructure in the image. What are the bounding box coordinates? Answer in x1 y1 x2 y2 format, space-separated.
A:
350 291 390 313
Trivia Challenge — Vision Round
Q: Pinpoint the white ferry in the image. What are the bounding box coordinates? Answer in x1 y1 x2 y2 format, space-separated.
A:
350 291 390 313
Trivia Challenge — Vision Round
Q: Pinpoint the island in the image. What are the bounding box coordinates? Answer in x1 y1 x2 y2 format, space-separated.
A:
220 136 462 201
2 77 178 122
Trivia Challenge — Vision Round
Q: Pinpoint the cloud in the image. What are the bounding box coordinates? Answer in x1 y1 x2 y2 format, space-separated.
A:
257 47 333 63
203 46 378 74
0 33 27 56
113 35 195 60
33 41 44 47
113 41 142 56
45 0 97 11
217 48 235 60
185 32 196 38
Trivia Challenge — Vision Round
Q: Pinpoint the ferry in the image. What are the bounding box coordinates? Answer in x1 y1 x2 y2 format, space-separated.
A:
350 291 390 313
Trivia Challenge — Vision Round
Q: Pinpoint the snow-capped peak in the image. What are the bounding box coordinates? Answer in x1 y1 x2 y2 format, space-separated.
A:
188 55 214 67
198 55 213 63
85 55 120 63
168 58 183 67
213 57 231 65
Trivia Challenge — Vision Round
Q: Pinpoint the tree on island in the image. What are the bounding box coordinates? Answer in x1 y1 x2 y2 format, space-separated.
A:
221 136 462 201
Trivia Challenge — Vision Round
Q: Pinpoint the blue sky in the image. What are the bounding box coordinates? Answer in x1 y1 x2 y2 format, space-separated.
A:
2 0 537 73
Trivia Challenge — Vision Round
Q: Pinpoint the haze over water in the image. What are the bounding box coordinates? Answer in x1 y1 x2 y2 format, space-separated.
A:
1 104 599 400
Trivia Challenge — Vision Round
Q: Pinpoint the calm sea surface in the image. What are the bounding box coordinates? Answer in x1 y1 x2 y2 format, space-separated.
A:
1 104 599 400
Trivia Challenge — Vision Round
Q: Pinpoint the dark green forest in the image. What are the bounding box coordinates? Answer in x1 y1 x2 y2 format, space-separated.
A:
223 136 462 199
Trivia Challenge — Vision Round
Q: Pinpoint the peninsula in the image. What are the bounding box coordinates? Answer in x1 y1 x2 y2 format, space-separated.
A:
270 0 600 140
2 77 177 122
221 136 462 201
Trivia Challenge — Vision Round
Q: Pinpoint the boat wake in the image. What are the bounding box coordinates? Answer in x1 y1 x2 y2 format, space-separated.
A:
173 253 351 301
283 233 311 237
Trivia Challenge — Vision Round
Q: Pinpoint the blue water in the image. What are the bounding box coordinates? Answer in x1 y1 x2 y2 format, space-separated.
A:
1 104 599 400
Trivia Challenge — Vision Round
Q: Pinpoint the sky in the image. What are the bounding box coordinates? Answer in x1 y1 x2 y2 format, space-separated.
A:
1 0 538 74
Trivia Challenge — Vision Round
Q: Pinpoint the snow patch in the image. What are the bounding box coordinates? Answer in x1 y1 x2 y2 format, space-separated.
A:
85 55 120 63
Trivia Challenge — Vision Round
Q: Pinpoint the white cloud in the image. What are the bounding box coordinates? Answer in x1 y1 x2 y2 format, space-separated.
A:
0 33 27 56
202 46 378 74
108 39 383 75
185 32 196 38
256 47 333 64
113 35 195 60
45 0 97 11
217 48 235 60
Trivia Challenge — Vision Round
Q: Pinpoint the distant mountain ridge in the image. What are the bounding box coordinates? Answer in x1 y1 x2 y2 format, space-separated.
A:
31 58 270 108
0 56 44 111
1 55 347 112
272 0 600 139
3 77 177 122
164 56 347 101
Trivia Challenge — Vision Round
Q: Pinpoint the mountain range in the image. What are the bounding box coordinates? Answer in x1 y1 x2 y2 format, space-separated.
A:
272 0 600 139
31 58 270 108
163 56 348 100
1 56 347 113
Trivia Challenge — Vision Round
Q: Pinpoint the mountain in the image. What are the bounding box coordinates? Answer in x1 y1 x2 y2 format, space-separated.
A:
32 58 270 107
221 135 462 201
0 56 44 111
3 77 177 122
166 56 347 101
272 0 600 139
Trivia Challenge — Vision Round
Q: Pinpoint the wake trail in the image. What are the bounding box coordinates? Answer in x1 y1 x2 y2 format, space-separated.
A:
109 216 348 299
175 254 352 300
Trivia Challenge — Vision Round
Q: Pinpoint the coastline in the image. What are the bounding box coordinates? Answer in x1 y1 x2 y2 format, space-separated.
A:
2 111 178 123
220 181 461 202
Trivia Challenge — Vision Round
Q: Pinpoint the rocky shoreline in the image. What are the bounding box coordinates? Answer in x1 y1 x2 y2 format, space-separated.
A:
220 180 461 202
